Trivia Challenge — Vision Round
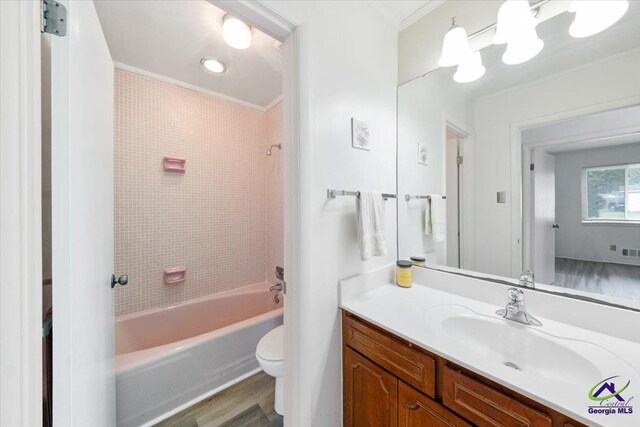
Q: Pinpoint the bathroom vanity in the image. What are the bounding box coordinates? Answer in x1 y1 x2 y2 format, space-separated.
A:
339 266 640 427
342 310 583 427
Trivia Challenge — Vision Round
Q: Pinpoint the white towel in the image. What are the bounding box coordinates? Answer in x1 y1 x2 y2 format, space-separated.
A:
426 195 446 243
356 191 388 261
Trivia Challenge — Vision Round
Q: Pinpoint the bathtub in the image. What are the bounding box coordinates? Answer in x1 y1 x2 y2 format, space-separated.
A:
115 282 283 427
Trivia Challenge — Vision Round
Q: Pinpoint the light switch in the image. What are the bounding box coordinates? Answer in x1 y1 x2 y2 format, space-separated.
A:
497 191 506 203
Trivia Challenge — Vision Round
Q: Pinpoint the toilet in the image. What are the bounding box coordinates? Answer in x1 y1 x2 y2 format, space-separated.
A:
256 325 284 415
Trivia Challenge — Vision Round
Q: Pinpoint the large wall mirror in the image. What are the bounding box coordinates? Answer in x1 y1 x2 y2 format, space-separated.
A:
397 0 640 309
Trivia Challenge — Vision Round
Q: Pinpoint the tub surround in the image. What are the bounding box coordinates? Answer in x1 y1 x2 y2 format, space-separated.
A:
340 266 640 427
114 69 283 316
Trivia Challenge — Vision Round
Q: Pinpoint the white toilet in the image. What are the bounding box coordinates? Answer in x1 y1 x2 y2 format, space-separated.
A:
256 325 284 415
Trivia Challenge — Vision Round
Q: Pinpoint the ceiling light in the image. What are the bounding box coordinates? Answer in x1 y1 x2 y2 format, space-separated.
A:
494 0 537 44
438 19 472 67
493 0 543 65
569 0 629 38
502 27 544 65
454 51 486 83
201 58 226 74
222 15 252 49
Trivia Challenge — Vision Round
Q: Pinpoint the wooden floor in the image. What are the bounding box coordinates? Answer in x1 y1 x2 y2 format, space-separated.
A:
554 257 640 301
156 372 283 427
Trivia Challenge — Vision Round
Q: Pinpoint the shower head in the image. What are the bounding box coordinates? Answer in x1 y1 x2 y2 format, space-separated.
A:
266 143 282 156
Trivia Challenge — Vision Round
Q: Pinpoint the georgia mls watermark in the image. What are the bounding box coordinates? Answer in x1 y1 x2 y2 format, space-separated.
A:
588 376 634 416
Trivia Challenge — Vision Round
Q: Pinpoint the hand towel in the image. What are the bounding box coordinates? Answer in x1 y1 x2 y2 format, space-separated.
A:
356 191 388 261
426 195 446 243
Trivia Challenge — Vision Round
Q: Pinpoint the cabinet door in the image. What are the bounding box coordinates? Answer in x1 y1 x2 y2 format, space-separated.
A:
399 382 471 427
344 348 398 427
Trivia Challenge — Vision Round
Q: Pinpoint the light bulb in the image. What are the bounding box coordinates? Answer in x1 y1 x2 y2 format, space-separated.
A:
569 0 629 38
454 51 486 83
222 15 252 49
201 58 226 74
438 24 472 67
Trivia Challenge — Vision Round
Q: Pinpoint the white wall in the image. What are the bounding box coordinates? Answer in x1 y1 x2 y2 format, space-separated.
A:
397 68 473 265
555 143 640 265
473 51 640 278
263 2 399 425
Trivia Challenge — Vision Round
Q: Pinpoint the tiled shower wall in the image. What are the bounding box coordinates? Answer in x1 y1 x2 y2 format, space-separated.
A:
114 69 283 316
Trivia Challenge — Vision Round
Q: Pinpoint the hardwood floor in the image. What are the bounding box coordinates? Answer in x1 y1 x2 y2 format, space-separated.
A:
156 371 283 427
554 257 640 300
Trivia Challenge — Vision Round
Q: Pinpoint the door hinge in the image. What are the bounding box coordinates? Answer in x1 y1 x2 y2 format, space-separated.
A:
457 155 463 165
530 163 535 171
41 0 67 37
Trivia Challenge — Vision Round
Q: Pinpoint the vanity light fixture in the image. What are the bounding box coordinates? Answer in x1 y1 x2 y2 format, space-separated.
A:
200 58 226 74
454 51 486 83
438 18 472 67
494 0 544 65
222 14 252 50
568 0 629 38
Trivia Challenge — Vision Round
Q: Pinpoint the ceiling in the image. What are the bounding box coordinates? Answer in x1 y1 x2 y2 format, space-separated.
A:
94 1 282 109
379 0 443 29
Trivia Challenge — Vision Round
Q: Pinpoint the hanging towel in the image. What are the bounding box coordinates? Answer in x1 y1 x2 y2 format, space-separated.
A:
426 195 446 243
356 191 388 261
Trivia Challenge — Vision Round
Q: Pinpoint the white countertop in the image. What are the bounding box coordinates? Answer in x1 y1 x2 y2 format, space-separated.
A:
340 281 640 427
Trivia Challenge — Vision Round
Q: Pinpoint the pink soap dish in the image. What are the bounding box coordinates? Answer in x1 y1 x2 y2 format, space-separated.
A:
163 157 186 173
164 267 186 284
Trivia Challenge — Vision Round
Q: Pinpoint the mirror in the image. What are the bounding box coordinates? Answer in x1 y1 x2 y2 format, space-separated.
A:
397 1 640 309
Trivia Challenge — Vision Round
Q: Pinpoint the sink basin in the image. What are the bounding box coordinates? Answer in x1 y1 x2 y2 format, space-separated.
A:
425 304 633 385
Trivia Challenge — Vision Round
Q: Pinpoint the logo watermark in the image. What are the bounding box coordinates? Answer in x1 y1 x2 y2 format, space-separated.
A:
588 376 634 416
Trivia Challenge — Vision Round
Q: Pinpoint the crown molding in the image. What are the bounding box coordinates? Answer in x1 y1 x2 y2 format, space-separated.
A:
399 0 446 32
113 62 269 112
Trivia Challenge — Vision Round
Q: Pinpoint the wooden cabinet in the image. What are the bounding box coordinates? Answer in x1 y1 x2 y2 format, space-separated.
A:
442 367 552 427
342 311 585 427
344 347 398 427
399 382 471 427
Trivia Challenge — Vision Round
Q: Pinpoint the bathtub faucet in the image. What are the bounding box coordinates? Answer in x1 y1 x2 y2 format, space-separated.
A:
269 282 283 292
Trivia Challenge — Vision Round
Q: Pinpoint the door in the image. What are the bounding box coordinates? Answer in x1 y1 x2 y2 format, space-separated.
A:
532 150 556 285
446 132 461 268
51 1 115 425
344 348 398 427
398 382 471 427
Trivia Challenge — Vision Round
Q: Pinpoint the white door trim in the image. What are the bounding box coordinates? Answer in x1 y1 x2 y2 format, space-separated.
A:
0 1 43 426
211 1 302 425
511 96 640 277
444 115 472 270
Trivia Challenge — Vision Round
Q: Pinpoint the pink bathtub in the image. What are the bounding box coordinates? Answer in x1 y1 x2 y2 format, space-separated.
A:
115 282 283 427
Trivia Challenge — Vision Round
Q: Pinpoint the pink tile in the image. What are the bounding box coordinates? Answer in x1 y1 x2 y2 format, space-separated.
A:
114 70 283 316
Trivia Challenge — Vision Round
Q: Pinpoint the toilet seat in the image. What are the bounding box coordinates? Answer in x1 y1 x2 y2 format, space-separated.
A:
256 325 283 362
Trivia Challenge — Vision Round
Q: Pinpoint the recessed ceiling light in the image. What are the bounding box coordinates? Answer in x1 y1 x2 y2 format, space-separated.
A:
222 15 252 50
200 58 226 74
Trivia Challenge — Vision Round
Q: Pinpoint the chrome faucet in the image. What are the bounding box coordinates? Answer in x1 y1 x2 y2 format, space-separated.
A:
496 288 542 326
519 269 535 289
269 282 283 292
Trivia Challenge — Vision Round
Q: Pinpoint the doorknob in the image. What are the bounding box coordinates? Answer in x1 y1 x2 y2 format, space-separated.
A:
552 224 559 229
111 274 128 288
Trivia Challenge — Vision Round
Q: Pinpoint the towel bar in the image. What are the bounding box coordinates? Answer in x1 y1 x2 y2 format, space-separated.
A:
404 194 447 201
327 189 396 200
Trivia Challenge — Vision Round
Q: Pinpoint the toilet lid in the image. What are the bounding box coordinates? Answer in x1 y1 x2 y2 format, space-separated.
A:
256 325 283 361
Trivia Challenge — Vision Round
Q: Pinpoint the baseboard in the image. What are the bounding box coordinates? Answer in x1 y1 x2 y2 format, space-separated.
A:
140 367 263 427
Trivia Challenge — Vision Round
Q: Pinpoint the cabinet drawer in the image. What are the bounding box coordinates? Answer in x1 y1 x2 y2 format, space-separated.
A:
399 382 471 427
442 367 552 427
343 314 436 398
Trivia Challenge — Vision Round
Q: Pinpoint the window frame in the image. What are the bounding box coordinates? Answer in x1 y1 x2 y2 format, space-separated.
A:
581 163 640 224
